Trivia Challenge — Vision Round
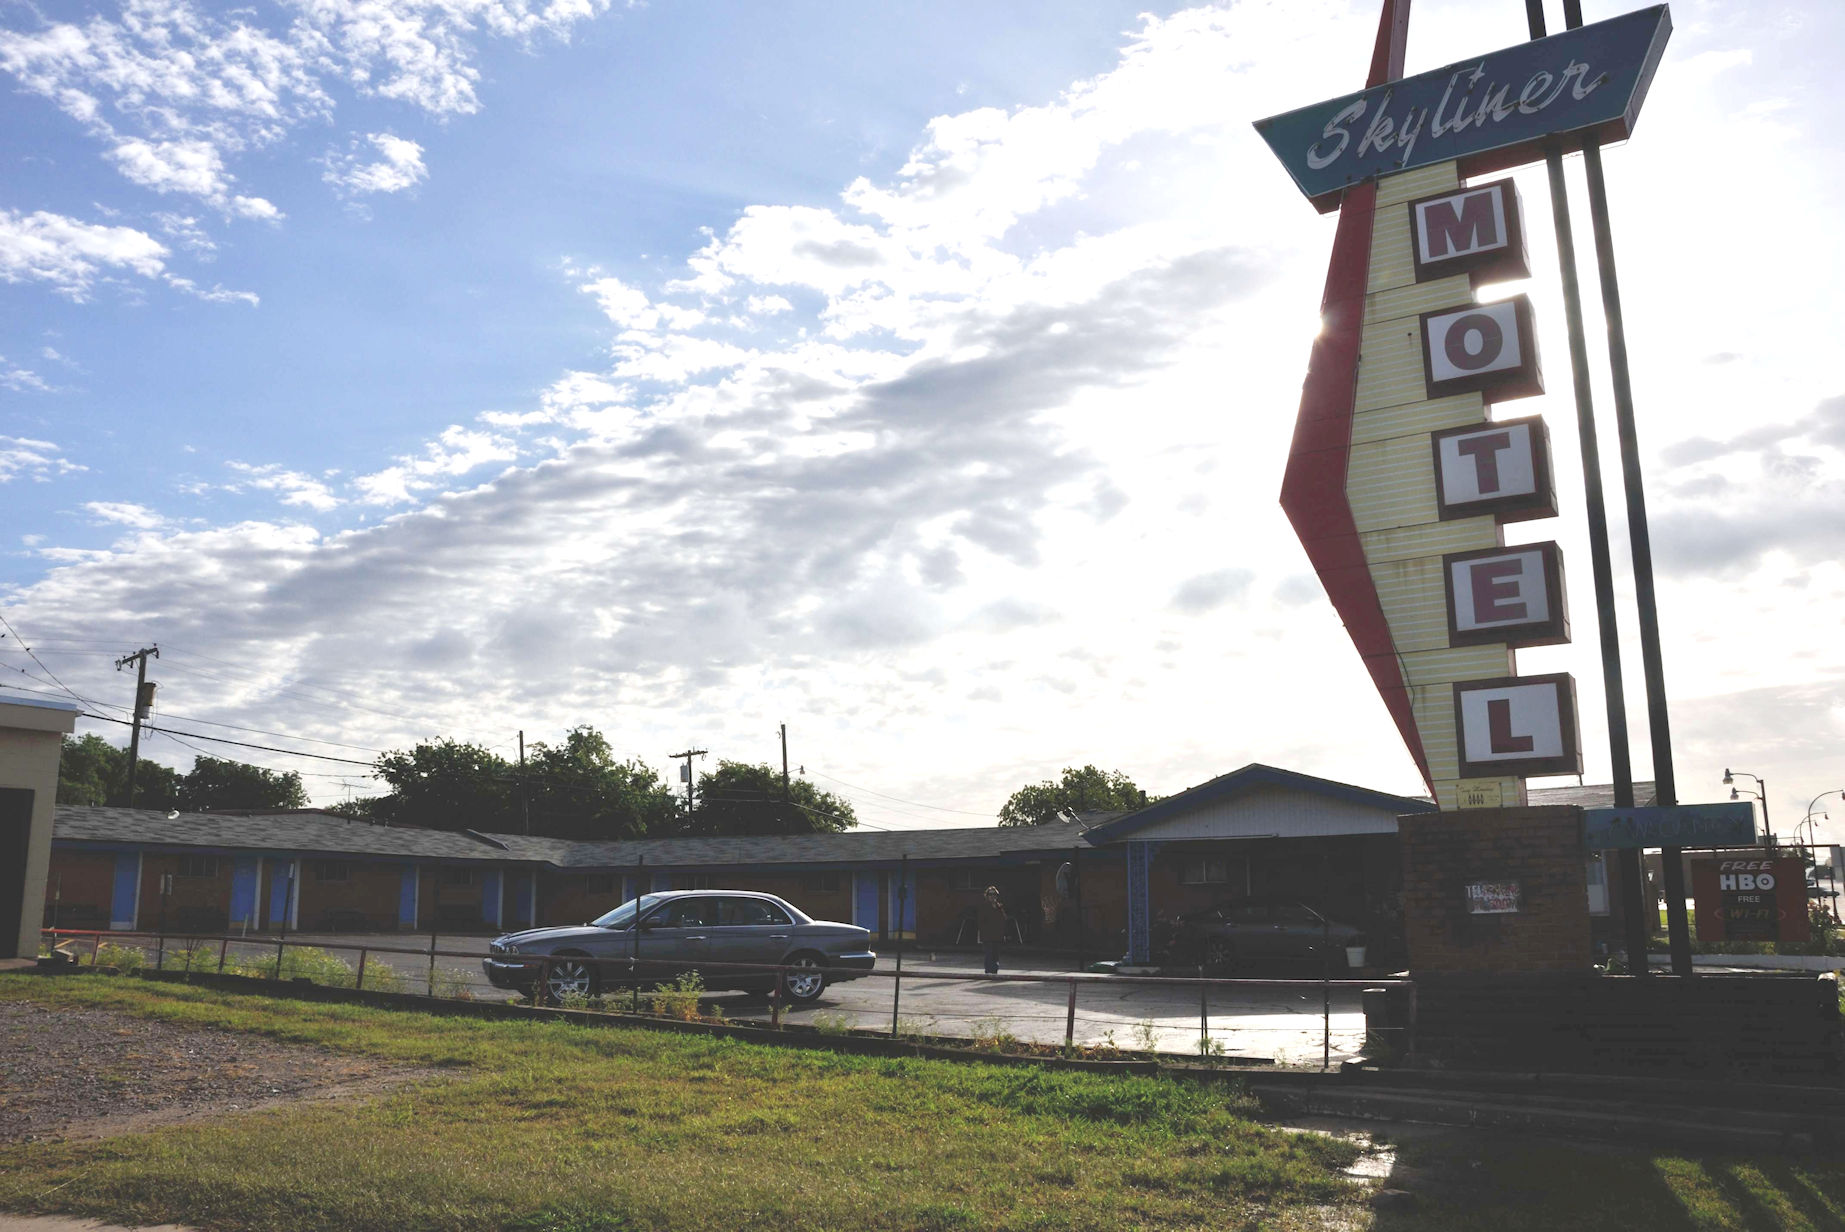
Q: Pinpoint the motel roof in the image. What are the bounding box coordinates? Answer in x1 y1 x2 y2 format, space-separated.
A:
52 805 1107 871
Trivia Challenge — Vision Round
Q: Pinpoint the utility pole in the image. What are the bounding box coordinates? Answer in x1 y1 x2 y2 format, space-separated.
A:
518 731 530 836
780 724 791 800
115 646 159 807
671 748 707 816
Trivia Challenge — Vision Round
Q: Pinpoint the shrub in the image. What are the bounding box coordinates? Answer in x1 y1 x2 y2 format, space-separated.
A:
93 942 147 972
230 946 359 987
430 966 475 1000
644 971 706 1021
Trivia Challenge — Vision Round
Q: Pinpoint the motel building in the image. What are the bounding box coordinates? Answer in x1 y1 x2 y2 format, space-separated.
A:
42 764 1636 967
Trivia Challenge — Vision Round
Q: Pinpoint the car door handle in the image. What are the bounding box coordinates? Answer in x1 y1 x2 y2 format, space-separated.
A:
770 934 789 940
685 935 706 941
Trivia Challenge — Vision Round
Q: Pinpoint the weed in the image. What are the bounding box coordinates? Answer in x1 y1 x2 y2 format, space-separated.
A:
643 970 705 1021
429 966 475 1000
92 942 146 972
970 1016 1020 1052
1132 1018 1161 1054
810 1010 856 1036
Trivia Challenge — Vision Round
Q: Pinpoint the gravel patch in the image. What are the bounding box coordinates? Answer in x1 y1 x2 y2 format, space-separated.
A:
0 999 423 1144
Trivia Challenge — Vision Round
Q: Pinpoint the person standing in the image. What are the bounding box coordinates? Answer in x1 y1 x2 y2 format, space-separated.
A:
978 885 1006 976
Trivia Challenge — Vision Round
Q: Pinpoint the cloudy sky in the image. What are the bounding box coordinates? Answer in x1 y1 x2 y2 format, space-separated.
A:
1 0 1840 837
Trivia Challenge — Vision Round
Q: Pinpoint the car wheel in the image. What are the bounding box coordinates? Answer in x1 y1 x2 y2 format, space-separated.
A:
545 954 598 1002
1205 938 1237 975
780 953 827 1004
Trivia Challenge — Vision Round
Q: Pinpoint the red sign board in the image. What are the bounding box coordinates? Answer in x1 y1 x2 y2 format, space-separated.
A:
1691 856 1809 944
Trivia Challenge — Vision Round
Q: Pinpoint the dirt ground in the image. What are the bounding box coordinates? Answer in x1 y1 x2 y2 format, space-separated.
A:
0 999 423 1144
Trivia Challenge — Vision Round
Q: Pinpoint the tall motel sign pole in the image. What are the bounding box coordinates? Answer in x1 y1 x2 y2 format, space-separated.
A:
1256 1 1697 974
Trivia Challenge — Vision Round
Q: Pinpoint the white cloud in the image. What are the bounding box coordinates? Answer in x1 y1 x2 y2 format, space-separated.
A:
108 138 232 198
0 359 54 393
0 436 83 482
0 209 169 299
226 462 342 512
84 501 167 529
0 0 613 242
323 132 428 197
353 426 518 505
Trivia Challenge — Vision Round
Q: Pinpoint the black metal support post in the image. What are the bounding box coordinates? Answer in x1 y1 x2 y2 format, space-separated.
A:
1558 0 1690 977
1071 845 1085 973
1527 0 1647 975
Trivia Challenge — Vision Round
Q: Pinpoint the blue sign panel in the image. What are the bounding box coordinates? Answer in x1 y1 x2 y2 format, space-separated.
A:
1255 6 1671 211
1583 802 1756 850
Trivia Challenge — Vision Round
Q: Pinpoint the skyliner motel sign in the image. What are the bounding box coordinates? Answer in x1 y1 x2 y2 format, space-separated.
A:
1259 5 1671 809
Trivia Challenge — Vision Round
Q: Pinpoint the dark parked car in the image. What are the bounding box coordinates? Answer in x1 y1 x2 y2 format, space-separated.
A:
482 890 876 1004
1171 899 1364 973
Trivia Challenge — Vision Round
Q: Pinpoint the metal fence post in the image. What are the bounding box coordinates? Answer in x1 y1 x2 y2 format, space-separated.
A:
890 854 908 1039
427 932 437 997
217 937 229 974
91 932 102 966
631 856 644 1015
356 948 368 991
1065 978 1078 1053
1199 968 1210 1061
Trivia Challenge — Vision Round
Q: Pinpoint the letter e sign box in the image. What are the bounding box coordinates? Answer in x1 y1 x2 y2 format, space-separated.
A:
1444 542 1569 648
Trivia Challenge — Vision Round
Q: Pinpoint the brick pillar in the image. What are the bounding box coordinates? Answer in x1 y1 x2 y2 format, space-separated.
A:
1398 806 1591 974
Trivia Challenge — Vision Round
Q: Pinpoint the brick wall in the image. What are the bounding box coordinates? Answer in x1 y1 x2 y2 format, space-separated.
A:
44 849 116 928
140 851 234 932
295 859 403 931
1399 805 1590 974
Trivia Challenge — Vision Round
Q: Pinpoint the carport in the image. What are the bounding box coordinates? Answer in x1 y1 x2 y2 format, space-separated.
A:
1082 764 1433 965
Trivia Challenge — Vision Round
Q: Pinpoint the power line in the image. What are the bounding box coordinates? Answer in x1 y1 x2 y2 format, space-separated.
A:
807 768 996 817
80 710 377 766
0 612 110 712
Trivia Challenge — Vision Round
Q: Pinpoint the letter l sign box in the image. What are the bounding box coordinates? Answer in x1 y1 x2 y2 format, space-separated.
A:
1453 673 1582 779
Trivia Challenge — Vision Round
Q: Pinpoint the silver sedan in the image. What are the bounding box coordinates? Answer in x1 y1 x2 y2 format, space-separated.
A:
483 889 876 1004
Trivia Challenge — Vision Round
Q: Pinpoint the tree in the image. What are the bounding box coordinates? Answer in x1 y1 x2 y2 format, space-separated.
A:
997 765 1154 826
55 734 179 809
680 760 857 836
176 755 307 812
523 726 680 840
361 739 517 832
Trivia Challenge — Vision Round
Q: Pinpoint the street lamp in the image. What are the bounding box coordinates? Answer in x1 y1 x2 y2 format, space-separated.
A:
1724 768 1770 843
1802 789 1844 850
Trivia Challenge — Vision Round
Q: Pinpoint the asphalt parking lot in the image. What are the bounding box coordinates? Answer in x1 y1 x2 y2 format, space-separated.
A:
66 932 1367 1066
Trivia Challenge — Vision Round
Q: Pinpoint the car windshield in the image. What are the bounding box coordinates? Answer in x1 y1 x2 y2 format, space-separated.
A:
589 894 663 930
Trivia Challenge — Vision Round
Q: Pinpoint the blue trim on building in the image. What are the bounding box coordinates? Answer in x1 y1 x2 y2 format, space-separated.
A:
482 869 502 928
110 852 139 930
1083 763 1436 845
398 866 418 929
1126 841 1155 964
267 861 294 929
229 855 260 929
886 867 916 934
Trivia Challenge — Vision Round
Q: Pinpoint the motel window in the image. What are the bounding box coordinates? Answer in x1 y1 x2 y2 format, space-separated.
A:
674 873 715 890
585 874 616 894
1180 857 1230 886
178 855 220 879
441 868 477 887
949 870 982 893
802 872 841 894
314 861 352 882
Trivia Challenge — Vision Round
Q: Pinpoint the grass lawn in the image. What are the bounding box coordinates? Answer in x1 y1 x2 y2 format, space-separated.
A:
3 974 1845 1231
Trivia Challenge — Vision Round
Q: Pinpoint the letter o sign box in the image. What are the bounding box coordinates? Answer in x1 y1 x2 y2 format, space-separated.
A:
1420 295 1543 402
